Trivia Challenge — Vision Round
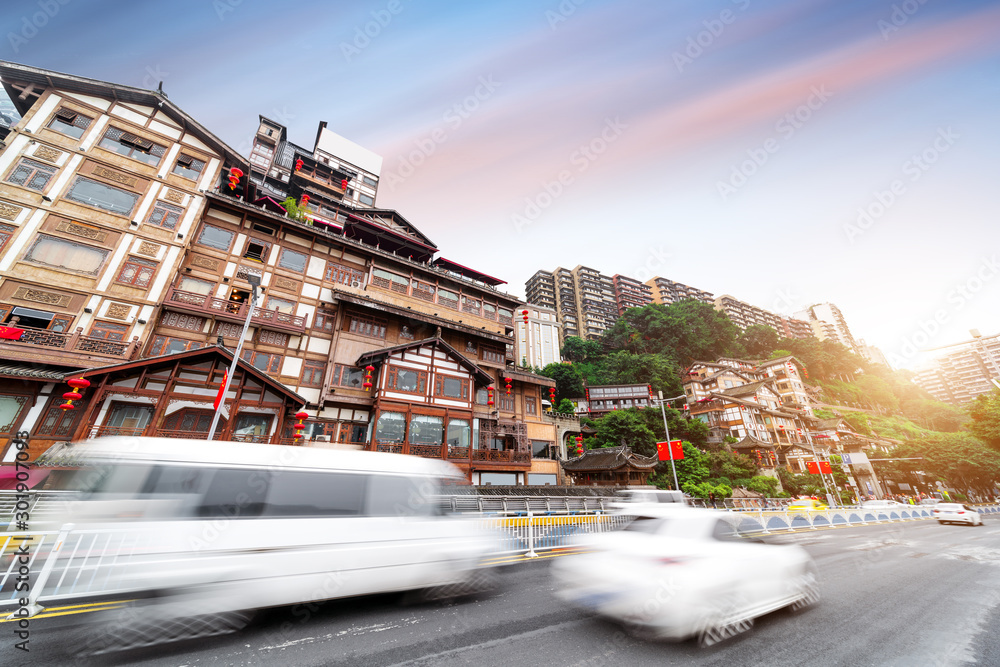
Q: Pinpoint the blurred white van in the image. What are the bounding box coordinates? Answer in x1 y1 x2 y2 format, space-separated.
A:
43 437 497 653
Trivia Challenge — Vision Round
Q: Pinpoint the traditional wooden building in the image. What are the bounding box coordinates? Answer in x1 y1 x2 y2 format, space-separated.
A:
561 444 658 486
0 61 560 484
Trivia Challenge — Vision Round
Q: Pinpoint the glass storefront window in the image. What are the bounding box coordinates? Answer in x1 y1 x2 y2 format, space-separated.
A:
409 414 443 446
447 419 470 448
375 411 405 443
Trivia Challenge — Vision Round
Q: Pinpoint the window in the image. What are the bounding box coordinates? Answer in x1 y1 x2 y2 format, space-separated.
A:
525 395 537 415
362 175 377 187
88 321 128 341
483 303 497 320
437 288 458 309
412 281 435 302
475 388 489 405
447 419 470 448
159 311 205 331
197 224 235 251
65 176 139 216
375 411 406 443
314 309 336 332
434 375 469 400
461 295 481 315
199 468 268 519
371 268 409 294
265 296 294 314
331 364 365 389
148 336 202 356
264 471 365 517
481 346 504 364
278 248 307 272
242 239 269 262
25 235 109 275
35 395 89 437
147 200 184 230
6 158 57 192
249 142 274 169
387 366 427 394
172 153 205 180
339 422 368 444
98 127 166 166
3 306 70 331
241 350 282 373
499 394 514 412
0 224 16 254
178 276 214 295
116 256 157 288
348 313 386 339
367 475 436 517
0 395 30 433
409 414 443 446
47 107 92 139
325 261 365 287
301 360 325 387
359 193 374 206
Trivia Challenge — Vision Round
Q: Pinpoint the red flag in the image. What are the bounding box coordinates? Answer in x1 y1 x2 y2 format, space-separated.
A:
806 461 820 474
819 461 832 474
0 326 23 340
657 440 684 460
214 369 228 410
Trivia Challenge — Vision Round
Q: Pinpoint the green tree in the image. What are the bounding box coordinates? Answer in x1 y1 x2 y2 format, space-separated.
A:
539 363 586 401
591 409 658 456
708 450 758 487
561 336 603 363
601 352 682 397
281 196 309 221
651 441 710 491
746 475 780 496
738 325 780 358
968 388 1000 451
555 398 576 415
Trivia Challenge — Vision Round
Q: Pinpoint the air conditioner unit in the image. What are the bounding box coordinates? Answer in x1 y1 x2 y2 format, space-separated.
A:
351 281 361 288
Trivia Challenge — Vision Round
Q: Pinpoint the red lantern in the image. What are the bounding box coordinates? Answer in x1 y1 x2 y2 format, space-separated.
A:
227 167 243 190
575 434 584 456
61 376 90 411
293 410 308 440
522 309 529 324
363 365 374 390
341 178 348 190
301 194 311 206
487 387 494 406
504 377 512 395
295 159 303 171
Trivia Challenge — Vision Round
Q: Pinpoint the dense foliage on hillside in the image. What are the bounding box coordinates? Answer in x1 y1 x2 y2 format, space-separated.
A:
535 300 1000 496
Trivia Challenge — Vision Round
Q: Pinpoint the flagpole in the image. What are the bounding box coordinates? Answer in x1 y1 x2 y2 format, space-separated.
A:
208 276 259 441
658 391 686 492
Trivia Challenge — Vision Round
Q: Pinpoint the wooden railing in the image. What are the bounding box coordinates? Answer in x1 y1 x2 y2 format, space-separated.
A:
0 326 139 360
165 288 307 333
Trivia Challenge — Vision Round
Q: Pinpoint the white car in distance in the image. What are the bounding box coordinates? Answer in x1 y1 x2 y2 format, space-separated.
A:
550 508 819 647
934 503 983 526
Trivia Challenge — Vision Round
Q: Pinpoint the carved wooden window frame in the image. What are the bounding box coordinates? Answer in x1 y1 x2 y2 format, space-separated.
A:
116 256 158 288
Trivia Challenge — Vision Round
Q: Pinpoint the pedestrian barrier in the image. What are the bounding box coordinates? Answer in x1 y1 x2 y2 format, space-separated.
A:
3 502 997 614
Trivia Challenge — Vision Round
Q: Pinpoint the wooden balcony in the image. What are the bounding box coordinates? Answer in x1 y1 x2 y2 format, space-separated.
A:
165 287 308 334
0 326 140 365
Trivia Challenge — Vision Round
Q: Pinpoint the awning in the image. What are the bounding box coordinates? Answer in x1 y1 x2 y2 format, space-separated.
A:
432 258 506 286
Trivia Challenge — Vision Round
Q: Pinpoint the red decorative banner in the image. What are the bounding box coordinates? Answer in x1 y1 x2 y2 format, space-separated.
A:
0 326 24 340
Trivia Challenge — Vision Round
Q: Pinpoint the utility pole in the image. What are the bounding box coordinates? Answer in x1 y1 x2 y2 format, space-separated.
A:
657 391 687 492
208 274 260 441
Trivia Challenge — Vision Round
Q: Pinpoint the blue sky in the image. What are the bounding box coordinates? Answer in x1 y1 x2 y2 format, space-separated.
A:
3 0 999 369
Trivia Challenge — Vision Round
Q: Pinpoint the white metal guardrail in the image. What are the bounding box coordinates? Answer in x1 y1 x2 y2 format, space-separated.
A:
5 505 998 613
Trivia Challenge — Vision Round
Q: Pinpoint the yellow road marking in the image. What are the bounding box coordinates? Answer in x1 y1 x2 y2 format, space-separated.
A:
0 599 132 622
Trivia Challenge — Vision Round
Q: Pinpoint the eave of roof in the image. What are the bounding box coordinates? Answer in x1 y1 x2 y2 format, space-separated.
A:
0 61 244 166
355 337 493 385
432 257 506 287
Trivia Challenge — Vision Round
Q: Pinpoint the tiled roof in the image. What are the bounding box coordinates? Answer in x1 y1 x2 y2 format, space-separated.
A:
0 365 70 381
731 435 775 449
561 445 659 471
719 379 776 398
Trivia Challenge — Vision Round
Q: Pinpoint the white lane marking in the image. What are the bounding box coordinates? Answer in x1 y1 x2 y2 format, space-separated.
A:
257 617 422 651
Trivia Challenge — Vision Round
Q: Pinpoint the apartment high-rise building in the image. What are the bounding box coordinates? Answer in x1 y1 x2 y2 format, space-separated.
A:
526 265 624 342
646 276 714 305
795 303 859 353
857 339 890 368
611 274 651 316
713 295 781 331
515 303 562 370
912 330 1000 405
778 316 814 340
524 270 555 310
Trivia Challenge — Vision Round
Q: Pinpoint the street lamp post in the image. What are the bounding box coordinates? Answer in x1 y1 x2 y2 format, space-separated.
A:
656 391 687 492
207 275 260 441
803 429 836 507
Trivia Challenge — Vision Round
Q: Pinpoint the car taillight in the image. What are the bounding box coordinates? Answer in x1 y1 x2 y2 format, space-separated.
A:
958 511 965 514
932 510 938 513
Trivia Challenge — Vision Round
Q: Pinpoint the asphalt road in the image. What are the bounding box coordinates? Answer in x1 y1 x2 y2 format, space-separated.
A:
10 517 1000 667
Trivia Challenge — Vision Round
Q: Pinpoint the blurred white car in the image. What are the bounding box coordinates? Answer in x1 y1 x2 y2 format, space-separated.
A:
860 500 907 510
39 437 500 654
550 508 819 647
934 503 983 526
